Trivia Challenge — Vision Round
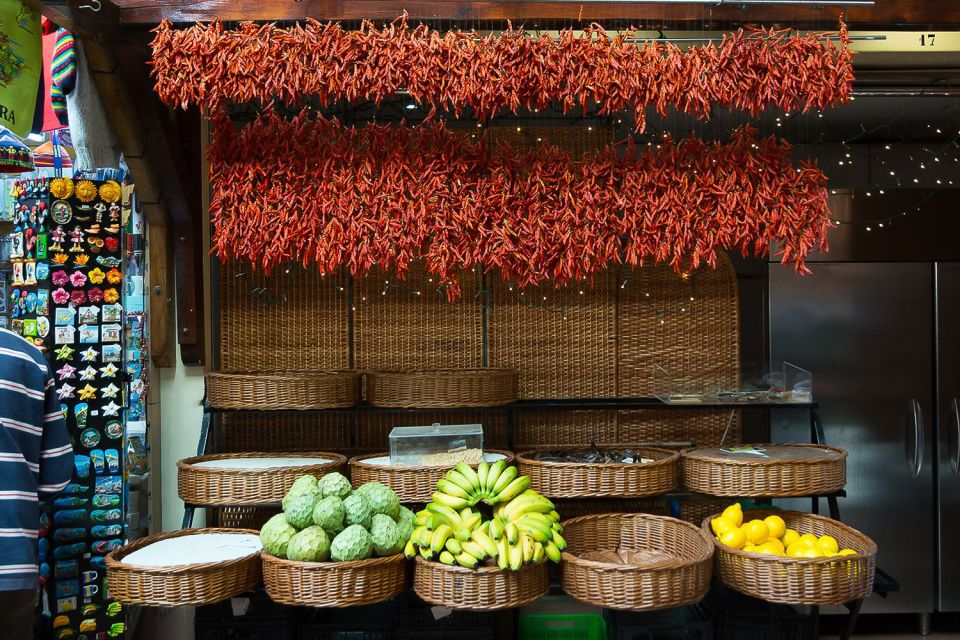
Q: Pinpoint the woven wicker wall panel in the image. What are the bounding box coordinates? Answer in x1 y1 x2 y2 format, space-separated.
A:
354 265 483 370
513 411 618 449
355 411 509 452
222 414 353 453
487 270 618 399
218 261 350 371
616 410 740 449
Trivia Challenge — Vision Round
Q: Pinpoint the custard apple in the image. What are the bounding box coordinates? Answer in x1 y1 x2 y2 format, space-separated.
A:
313 495 346 535
330 524 373 562
286 526 331 562
357 482 399 520
260 513 297 558
396 518 415 544
318 472 353 500
343 492 373 529
369 514 404 557
284 490 321 530
397 505 415 524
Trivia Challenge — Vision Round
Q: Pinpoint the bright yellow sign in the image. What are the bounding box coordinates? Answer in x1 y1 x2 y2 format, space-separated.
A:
0 0 40 137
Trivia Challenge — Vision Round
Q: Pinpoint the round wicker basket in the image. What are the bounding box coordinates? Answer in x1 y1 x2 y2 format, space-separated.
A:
703 509 877 605
560 513 714 611
261 551 407 607
205 370 361 410
365 368 519 408
681 443 847 497
517 448 679 498
413 556 549 610
349 450 515 502
177 452 348 506
106 528 261 606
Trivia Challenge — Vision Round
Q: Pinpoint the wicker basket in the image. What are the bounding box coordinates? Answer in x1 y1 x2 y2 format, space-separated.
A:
349 450 515 502
206 370 360 410
517 448 679 498
560 513 714 611
261 551 407 607
365 369 519 408
681 444 847 497
413 556 549 610
704 509 877 605
105 528 261 606
177 452 347 506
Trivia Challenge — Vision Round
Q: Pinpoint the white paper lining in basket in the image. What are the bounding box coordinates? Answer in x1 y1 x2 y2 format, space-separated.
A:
362 451 508 468
121 533 262 567
192 457 333 470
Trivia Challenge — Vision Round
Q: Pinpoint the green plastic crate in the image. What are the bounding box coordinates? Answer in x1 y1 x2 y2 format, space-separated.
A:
520 613 607 640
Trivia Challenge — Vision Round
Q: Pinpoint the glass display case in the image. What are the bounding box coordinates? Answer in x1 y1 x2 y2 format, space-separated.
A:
389 423 483 466
652 361 812 404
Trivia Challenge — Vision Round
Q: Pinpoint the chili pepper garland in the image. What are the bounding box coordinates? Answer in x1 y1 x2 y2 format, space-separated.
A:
208 111 830 298
152 17 853 129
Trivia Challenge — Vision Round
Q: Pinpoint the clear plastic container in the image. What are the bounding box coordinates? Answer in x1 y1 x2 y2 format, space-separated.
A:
653 362 812 404
389 423 483 467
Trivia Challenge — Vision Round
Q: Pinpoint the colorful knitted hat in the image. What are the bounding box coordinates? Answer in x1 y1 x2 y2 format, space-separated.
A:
0 127 34 173
51 28 76 95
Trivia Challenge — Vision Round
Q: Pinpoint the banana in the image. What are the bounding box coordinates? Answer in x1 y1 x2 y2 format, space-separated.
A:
426 503 463 528
517 512 554 528
436 479 471 500
461 540 487 561
509 541 524 570
414 510 432 526
456 552 479 569
419 545 434 560
490 465 518 496
439 551 456 566
551 522 563 533
544 541 562 563
494 476 532 504
471 529 499 558
548 510 561 522
412 525 427 541
477 461 489 493
431 491 470 510
533 542 545 564
404 540 417 559
455 527 472 542
445 469 477 495
552 532 567 551
431 524 454 553
505 522 519 545
456 462 481 493
515 520 551 543
489 518 505 541
485 459 506 494
497 538 510 570
420 527 434 549
459 507 474 519
445 538 463 555
462 513 483 533
502 495 553 521
522 534 534 563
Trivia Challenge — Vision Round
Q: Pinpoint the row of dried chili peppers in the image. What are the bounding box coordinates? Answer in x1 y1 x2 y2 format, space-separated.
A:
208 110 830 299
153 16 853 129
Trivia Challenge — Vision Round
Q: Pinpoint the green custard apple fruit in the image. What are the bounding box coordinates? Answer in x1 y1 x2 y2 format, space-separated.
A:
260 513 297 558
318 472 353 500
313 495 346 535
330 524 373 562
357 482 400 520
396 505 415 524
284 490 320 530
288 474 319 495
286 526 331 562
396 518 415 544
369 514 404 557
343 492 373 529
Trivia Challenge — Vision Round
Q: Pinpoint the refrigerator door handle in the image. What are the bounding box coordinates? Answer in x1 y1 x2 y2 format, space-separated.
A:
950 398 960 476
905 399 924 478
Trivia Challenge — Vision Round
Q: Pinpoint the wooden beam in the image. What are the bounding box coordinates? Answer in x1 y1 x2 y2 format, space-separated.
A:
146 210 172 367
41 0 120 36
115 0 960 29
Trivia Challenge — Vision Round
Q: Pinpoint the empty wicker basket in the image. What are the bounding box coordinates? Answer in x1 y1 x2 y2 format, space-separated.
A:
206 370 361 410
365 368 519 408
704 509 877 605
517 448 679 498
413 556 549 610
106 528 262 606
261 552 407 607
177 452 348 506
560 513 714 611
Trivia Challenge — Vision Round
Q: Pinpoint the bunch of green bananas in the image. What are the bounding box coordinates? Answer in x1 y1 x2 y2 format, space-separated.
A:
404 464 566 570
432 460 532 508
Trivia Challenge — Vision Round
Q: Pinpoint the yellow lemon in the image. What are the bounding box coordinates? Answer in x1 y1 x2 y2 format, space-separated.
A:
798 533 818 547
743 543 757 553
741 520 770 545
719 528 747 550
837 549 857 556
801 546 825 558
786 542 808 558
763 515 786 540
711 517 734 536
781 529 800 548
816 535 840 555
756 540 785 556
721 503 744 527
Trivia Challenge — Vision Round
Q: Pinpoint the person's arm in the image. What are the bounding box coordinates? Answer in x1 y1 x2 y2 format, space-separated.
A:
37 370 73 500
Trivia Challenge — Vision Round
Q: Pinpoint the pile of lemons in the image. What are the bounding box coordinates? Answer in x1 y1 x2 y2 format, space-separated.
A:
711 503 857 558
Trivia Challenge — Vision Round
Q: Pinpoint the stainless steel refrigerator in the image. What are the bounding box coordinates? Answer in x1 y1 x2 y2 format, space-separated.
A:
770 260 960 617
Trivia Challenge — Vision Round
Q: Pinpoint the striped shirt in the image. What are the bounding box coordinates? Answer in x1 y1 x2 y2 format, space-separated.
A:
0 329 73 590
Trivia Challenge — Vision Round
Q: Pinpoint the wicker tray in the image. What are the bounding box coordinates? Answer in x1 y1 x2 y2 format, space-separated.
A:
517 448 679 498
349 450 516 502
206 370 361 410
560 513 714 611
177 452 348 506
106 528 262 606
365 369 519 408
703 509 877 605
681 444 847 497
413 556 548 610
261 551 407 607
